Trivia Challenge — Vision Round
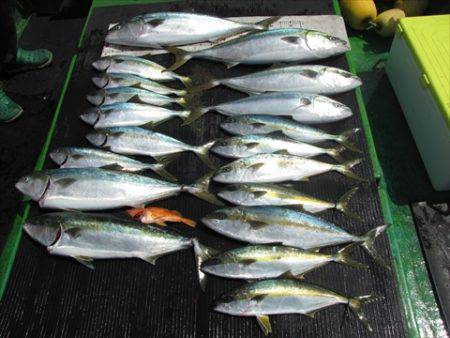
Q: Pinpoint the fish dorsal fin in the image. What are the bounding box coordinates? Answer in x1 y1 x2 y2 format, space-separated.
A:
256 315 272 335
54 178 77 189
249 163 265 171
100 163 125 171
252 190 267 198
245 142 260 149
281 36 300 44
273 149 290 155
74 255 94 269
248 220 269 229
299 69 319 79
304 311 317 319
146 18 165 27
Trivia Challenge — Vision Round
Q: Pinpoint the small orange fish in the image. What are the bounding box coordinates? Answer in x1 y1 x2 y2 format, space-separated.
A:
127 207 197 228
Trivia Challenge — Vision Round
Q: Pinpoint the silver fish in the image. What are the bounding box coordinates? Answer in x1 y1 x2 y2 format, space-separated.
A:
220 115 361 153
168 28 349 71
49 147 176 181
191 65 361 95
15 168 222 210
86 126 216 169
213 279 379 334
91 73 186 96
23 212 213 283
202 206 389 268
218 184 360 219
184 92 352 125
106 12 278 47
202 244 366 280
211 134 345 162
86 86 187 107
80 103 190 129
92 55 191 86
213 154 363 183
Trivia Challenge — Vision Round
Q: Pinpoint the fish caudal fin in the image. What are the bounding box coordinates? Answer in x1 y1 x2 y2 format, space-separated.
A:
360 224 390 270
254 16 281 30
327 145 346 163
335 128 362 153
348 294 383 332
194 140 218 169
333 158 366 182
192 238 219 291
334 243 368 269
181 106 211 126
184 172 224 206
179 94 209 126
166 47 192 72
335 187 362 222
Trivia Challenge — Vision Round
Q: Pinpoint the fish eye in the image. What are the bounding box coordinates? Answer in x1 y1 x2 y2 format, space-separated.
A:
328 36 339 41
225 185 239 192
221 167 232 173
109 24 121 31
333 102 344 108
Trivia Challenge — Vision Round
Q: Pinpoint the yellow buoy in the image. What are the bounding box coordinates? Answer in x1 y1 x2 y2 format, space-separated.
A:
339 0 378 30
372 8 406 37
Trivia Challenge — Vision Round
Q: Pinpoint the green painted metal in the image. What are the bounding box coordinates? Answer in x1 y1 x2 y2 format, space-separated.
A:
0 55 78 299
333 1 446 337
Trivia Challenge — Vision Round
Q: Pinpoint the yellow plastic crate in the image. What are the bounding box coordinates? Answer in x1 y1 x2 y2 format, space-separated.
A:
386 15 450 191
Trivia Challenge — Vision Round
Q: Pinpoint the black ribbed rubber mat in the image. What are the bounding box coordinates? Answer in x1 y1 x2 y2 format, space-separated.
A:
0 1 406 337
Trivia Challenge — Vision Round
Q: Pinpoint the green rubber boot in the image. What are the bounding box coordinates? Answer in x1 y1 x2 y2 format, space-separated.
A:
7 48 53 73
0 90 23 123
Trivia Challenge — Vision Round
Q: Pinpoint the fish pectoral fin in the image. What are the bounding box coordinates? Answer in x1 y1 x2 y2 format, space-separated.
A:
244 142 260 149
249 163 265 171
256 315 272 335
248 220 269 229
74 255 94 269
299 69 319 79
100 163 125 171
250 122 266 128
140 254 163 265
224 61 239 69
127 94 146 104
155 220 168 227
146 18 165 27
252 191 267 198
273 149 290 155
239 258 258 265
53 178 77 188
281 36 300 44
65 227 83 239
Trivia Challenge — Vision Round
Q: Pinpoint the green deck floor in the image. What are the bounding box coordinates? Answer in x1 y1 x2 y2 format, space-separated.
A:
0 1 447 337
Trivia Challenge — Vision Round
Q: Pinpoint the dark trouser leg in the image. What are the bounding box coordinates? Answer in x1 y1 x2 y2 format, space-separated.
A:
0 0 18 70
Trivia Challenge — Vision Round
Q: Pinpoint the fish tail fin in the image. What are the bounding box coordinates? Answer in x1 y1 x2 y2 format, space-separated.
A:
327 145 346 163
166 46 192 72
194 140 217 169
253 16 280 30
348 294 383 332
181 104 210 126
184 172 224 206
192 238 219 291
178 94 208 126
335 128 362 153
334 243 368 269
335 187 362 222
333 158 366 182
149 162 178 182
360 224 390 270
185 68 221 96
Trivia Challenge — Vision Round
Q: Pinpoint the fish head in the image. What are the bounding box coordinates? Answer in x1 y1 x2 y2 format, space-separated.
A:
211 138 247 158
91 74 110 88
92 58 112 72
105 17 146 45
221 116 272 136
213 287 254 316
86 129 108 147
217 184 247 204
23 215 61 247
313 96 352 122
49 148 70 166
201 252 240 276
306 31 349 57
326 68 362 91
15 171 50 201
201 208 244 235
86 89 107 106
80 107 102 126
214 159 260 184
